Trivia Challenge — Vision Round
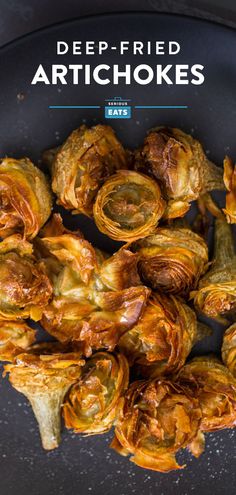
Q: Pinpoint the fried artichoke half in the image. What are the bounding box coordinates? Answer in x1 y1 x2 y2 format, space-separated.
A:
0 235 52 320
0 157 52 239
37 213 98 289
4 343 85 450
93 170 166 242
222 323 236 377
223 156 236 223
132 225 208 296
111 378 204 472
177 357 236 432
0 320 36 361
51 124 127 216
192 217 236 319
63 352 129 434
118 292 198 376
134 127 224 219
39 215 149 354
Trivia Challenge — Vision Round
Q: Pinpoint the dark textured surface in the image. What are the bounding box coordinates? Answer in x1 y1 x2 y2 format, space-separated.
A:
0 9 236 495
0 0 236 47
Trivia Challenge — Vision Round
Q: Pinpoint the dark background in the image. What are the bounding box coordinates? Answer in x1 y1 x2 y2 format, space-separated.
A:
0 2 235 495
0 0 236 47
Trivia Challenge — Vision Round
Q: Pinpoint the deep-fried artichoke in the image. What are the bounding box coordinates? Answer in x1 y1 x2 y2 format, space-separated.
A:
222 323 236 376
0 157 52 239
192 217 236 318
39 216 149 354
93 170 165 241
132 226 208 296
118 292 197 376
0 235 52 320
4 343 85 450
111 378 204 472
223 156 236 223
134 127 224 219
63 352 129 434
0 320 36 361
37 213 97 289
177 357 236 431
51 124 127 216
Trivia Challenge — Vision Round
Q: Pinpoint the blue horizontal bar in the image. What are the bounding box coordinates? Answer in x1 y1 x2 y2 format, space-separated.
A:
135 105 188 109
49 105 101 109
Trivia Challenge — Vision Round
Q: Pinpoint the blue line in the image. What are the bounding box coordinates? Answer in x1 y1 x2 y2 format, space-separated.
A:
135 105 188 109
49 105 101 109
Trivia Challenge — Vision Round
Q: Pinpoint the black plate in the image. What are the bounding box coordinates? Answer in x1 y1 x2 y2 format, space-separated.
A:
0 13 236 495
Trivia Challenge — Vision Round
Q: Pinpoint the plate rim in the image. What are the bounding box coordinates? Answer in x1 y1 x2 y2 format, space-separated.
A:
0 10 235 55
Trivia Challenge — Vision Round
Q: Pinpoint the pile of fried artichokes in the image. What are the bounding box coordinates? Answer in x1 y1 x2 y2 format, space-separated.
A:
1 124 236 474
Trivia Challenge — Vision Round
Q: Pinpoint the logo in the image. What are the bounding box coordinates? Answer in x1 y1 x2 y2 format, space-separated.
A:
104 97 131 119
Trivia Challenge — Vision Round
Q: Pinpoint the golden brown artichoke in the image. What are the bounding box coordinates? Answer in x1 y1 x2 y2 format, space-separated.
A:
93 170 166 241
51 124 127 216
37 213 98 289
63 352 129 434
177 357 236 432
222 323 236 377
0 157 52 239
4 343 85 450
42 286 149 356
132 225 208 296
192 217 236 319
134 127 224 219
39 216 149 354
0 235 52 320
0 320 36 361
118 292 197 376
111 378 204 472
223 156 236 223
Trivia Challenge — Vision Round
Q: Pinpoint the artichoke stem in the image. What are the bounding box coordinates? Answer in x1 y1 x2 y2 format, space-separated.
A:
214 217 235 267
203 160 225 192
27 388 68 450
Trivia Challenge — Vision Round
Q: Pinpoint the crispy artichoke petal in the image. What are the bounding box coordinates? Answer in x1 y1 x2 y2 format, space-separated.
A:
52 125 127 216
223 156 236 223
63 352 129 434
93 170 165 242
0 320 36 361
176 356 236 432
192 218 236 318
119 292 197 376
134 127 224 219
0 157 52 239
133 226 208 296
112 379 202 472
222 323 236 377
0 235 52 320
